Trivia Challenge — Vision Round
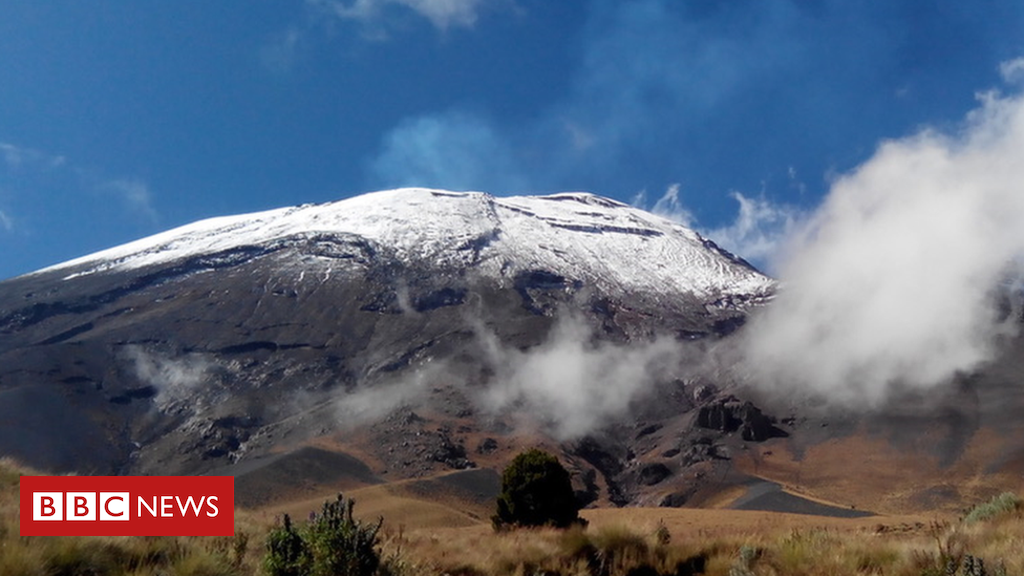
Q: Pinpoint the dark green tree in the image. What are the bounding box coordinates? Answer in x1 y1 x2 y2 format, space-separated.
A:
493 448 583 529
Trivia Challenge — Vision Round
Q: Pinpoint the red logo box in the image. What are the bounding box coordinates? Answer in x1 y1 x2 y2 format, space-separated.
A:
20 476 234 536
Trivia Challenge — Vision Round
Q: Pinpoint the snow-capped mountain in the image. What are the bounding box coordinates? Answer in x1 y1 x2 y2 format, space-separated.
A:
2 188 1021 515
0 188 778 507
41 188 773 303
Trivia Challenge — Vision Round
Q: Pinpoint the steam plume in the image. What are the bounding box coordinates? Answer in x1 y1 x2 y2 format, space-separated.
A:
127 347 215 409
742 89 1024 404
335 314 686 439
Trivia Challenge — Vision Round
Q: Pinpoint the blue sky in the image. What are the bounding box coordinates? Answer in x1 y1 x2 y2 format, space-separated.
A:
1 0 1023 280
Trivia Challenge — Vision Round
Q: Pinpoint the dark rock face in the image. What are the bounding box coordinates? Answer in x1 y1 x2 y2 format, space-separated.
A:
696 398 786 442
572 468 600 508
429 430 475 470
659 490 694 508
638 463 671 486
680 437 725 466
476 438 499 454
696 402 740 432
369 412 478 477
569 436 631 506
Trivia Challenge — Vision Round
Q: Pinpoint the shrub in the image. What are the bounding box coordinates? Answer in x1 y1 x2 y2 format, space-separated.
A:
728 545 759 576
493 449 582 529
307 495 383 576
263 493 383 576
965 492 1022 524
264 514 310 576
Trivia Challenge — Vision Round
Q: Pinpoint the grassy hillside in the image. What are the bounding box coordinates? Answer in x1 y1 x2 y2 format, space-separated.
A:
3 458 1024 575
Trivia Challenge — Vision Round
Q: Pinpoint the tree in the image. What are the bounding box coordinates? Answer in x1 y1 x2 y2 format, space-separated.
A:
493 448 583 529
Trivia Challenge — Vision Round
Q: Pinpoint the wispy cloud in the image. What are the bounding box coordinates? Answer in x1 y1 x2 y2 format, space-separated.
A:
475 314 682 438
705 192 803 270
0 209 12 232
365 1 1024 225
0 142 24 168
0 139 159 225
260 26 304 74
102 178 159 223
263 0 492 72
370 109 528 192
632 185 802 271
311 0 487 31
632 184 695 228
0 141 66 170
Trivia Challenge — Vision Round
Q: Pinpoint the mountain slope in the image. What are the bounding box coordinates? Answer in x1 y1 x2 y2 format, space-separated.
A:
0 189 771 493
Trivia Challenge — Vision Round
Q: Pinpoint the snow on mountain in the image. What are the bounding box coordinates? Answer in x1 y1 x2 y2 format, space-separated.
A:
39 188 774 301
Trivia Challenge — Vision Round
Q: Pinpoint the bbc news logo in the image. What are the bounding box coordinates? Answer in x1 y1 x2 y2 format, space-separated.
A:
20 476 233 536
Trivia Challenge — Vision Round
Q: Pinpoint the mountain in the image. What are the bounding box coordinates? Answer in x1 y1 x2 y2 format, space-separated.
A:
0 189 772 499
2 188 1021 516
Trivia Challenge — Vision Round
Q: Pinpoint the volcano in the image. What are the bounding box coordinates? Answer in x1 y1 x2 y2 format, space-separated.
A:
1 188 1021 516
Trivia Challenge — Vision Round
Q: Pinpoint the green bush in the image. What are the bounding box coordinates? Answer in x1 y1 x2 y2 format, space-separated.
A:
493 448 582 529
264 514 310 576
965 492 1021 524
264 493 383 576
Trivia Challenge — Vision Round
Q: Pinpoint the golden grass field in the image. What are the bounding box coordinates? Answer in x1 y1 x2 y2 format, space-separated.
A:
3 456 1024 576
731 427 1024 517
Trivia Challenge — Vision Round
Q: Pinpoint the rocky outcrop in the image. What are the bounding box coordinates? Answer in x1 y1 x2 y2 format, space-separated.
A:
569 436 631 506
638 463 671 486
696 397 786 442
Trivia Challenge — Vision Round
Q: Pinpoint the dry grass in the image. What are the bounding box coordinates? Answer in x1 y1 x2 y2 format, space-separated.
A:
368 502 1024 576
739 429 1024 516
257 479 490 531
4 457 1024 575
0 458 264 576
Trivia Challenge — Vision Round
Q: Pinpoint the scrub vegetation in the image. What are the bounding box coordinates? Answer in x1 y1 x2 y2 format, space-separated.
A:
3 458 1024 576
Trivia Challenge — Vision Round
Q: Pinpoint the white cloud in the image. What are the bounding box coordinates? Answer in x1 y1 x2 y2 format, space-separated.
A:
0 209 12 232
337 313 687 439
742 89 1024 405
633 185 800 271
631 184 694 227
999 57 1024 85
705 192 803 270
476 314 682 438
652 184 695 227
312 0 487 30
126 347 213 406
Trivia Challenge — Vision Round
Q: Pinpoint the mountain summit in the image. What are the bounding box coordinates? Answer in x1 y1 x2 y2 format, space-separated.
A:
39 188 773 302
